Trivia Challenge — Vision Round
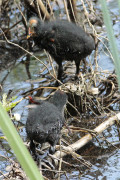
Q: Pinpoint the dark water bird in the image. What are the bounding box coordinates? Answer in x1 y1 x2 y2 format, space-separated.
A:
27 17 95 82
26 90 67 159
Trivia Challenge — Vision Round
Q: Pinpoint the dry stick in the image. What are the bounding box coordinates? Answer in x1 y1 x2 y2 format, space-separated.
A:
58 138 62 180
67 0 77 23
0 0 2 14
14 0 27 26
67 101 81 117
86 0 94 13
0 172 9 180
63 0 70 22
0 20 22 37
53 112 120 160
37 0 50 20
36 0 42 20
81 0 99 87
46 0 54 18
44 50 57 79
94 44 99 86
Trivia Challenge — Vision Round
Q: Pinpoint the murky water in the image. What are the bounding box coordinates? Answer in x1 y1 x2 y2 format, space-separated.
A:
0 0 120 179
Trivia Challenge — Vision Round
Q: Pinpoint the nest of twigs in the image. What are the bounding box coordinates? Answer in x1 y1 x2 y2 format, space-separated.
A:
61 68 119 116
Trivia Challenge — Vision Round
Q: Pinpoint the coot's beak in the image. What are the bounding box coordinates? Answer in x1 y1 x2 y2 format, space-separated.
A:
27 27 35 39
27 35 31 39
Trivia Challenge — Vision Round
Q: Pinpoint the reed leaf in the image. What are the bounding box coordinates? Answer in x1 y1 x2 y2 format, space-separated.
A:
100 0 120 88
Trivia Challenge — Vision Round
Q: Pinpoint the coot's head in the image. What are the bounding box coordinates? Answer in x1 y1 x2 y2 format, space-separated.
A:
27 17 41 39
50 90 68 112
26 96 41 105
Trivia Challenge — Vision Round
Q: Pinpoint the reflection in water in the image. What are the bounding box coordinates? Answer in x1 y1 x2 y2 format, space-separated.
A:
24 54 31 79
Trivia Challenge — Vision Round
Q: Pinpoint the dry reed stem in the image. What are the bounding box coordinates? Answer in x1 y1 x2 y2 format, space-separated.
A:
37 0 50 20
63 0 70 21
66 0 77 23
53 112 120 160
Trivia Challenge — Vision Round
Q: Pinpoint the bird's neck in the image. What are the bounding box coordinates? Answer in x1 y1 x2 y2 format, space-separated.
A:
36 22 44 36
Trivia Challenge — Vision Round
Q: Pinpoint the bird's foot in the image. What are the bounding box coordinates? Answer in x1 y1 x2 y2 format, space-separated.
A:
40 158 55 169
35 150 55 169
33 150 49 166
55 74 69 86
75 72 82 81
36 150 49 160
55 80 63 87
49 146 55 154
31 149 48 162
39 150 49 159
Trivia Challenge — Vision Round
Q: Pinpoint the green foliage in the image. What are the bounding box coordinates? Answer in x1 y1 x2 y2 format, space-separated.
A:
1 94 19 112
118 0 120 11
100 0 120 89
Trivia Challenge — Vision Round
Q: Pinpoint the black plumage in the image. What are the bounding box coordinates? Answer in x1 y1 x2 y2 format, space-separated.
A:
27 17 95 81
26 90 67 157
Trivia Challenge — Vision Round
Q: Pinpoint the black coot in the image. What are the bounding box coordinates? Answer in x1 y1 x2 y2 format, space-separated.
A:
27 17 95 81
26 90 67 158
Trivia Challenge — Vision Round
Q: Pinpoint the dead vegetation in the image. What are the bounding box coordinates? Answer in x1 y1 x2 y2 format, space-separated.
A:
0 0 120 179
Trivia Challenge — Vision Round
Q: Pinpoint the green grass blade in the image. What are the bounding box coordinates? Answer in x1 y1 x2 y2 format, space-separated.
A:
100 0 120 88
0 102 43 180
118 0 120 11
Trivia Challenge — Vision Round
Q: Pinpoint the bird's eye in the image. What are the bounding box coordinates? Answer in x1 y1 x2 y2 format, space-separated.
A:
33 26 37 32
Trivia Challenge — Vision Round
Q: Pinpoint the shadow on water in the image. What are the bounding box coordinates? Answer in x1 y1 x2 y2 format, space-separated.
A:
0 0 120 179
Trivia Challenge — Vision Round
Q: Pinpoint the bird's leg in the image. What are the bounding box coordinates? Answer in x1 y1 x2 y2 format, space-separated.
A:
55 62 63 86
57 62 63 81
82 58 87 73
49 145 55 154
30 140 36 154
30 140 37 160
29 141 55 168
75 61 80 79
30 140 48 162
